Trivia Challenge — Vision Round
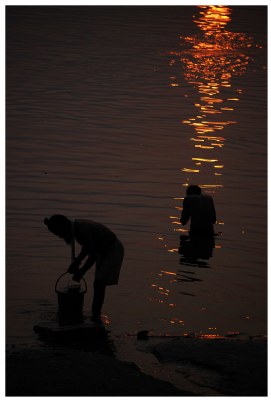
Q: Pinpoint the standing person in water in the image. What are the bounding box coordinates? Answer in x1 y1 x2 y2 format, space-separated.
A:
44 215 124 323
180 185 217 236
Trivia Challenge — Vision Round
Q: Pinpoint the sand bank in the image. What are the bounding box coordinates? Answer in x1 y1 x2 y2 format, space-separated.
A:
147 336 267 396
6 345 194 396
6 330 267 397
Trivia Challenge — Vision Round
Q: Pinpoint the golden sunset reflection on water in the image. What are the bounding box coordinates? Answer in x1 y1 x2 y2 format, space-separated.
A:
170 6 252 179
168 5 254 230
152 6 257 335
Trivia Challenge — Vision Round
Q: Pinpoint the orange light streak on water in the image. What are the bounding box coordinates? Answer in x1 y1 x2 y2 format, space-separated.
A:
168 5 253 194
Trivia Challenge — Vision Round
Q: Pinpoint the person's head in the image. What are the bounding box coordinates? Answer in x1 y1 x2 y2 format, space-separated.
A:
186 185 202 196
44 214 72 244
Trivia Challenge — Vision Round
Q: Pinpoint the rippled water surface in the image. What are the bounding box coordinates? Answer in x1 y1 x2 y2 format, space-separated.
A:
6 6 267 350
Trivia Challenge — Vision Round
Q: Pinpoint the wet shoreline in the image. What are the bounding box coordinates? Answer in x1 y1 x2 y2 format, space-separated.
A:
6 345 193 397
6 333 267 397
147 336 267 396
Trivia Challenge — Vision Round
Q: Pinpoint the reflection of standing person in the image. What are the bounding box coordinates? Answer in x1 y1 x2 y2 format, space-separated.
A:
44 215 124 323
180 185 216 236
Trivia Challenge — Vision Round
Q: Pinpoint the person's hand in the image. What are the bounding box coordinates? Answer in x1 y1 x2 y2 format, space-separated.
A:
72 271 83 282
67 260 80 274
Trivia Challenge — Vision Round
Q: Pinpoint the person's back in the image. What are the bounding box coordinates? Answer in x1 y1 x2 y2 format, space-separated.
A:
181 185 216 236
74 219 116 254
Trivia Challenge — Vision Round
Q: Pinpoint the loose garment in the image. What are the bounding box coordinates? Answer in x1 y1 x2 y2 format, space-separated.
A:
73 219 124 285
181 194 216 235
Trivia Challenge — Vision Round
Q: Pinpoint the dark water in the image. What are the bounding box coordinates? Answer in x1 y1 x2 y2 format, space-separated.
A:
6 4 267 363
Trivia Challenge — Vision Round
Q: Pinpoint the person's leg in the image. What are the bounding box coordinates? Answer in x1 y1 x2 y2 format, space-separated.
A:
92 280 106 322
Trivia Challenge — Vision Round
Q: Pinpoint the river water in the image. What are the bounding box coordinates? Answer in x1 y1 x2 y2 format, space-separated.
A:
6 3 267 371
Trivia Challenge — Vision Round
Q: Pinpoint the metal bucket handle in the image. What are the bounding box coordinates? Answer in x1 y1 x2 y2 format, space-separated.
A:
55 272 87 294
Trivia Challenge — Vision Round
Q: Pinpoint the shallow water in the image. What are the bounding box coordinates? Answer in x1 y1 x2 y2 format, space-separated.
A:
6 5 267 356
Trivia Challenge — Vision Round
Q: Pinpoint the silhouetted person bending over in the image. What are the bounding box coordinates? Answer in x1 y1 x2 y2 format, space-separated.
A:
44 215 124 323
180 185 216 236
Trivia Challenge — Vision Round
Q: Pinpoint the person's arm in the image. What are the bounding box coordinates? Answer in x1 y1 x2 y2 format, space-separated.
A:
79 253 96 274
67 246 89 273
72 253 96 282
180 197 190 225
211 198 217 224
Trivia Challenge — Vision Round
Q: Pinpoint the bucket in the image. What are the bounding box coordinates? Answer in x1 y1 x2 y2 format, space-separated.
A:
55 272 87 321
